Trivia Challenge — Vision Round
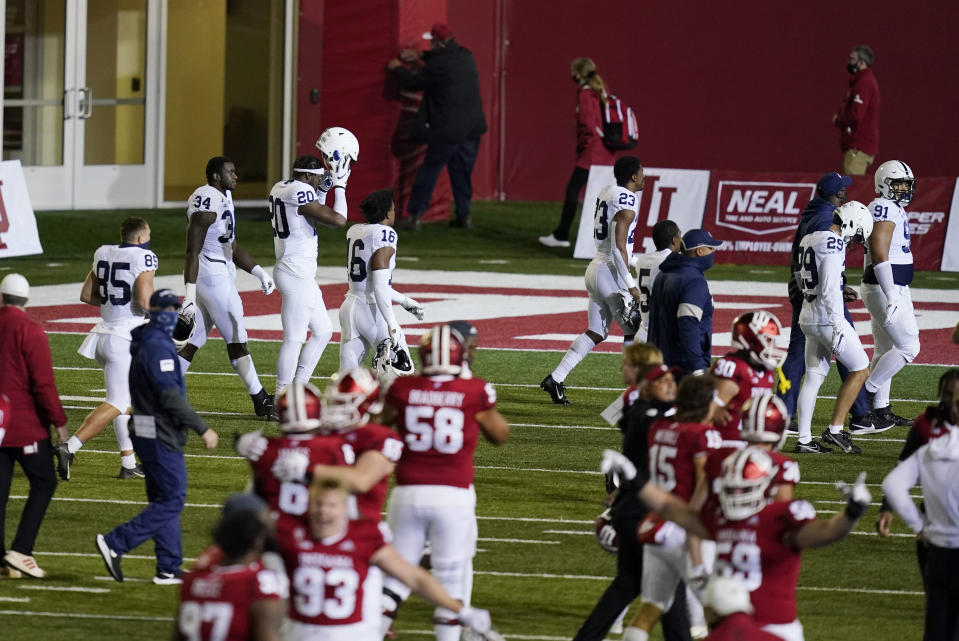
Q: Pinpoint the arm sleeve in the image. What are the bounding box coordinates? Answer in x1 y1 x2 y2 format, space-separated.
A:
676 279 710 373
873 260 897 299
158 387 208 436
371 269 400 332
881 454 924 533
610 217 637 289
26 326 68 427
819 251 845 328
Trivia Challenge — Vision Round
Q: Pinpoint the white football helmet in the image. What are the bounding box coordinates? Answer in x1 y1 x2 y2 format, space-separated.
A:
702 575 754 617
372 339 415 384
719 447 778 521
834 200 874 244
277 382 323 433
874 160 915 205
321 367 382 432
315 126 359 167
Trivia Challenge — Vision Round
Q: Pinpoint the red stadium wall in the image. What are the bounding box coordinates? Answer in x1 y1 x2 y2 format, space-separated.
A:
298 1 958 205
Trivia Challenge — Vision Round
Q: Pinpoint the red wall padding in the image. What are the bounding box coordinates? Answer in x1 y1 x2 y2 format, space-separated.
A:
300 1 958 206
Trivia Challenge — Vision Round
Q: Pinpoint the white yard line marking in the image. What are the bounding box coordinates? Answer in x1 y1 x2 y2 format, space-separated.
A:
478 537 560 545
796 586 923 596
0 610 172 622
94 576 156 582
544 530 591 536
17 585 110 593
479 516 593 524
0 597 29 603
34 551 187 561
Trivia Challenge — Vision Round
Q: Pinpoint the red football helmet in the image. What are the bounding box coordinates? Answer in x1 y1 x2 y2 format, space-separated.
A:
321 367 382 431
276 382 322 433
740 394 790 451
731 310 787 370
419 323 468 375
594 508 618 554
719 447 778 521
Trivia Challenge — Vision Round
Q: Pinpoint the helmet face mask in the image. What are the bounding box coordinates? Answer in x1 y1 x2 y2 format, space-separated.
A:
731 310 787 371
719 448 778 521
372 339 415 384
278 382 323 433
834 200 874 245
874 159 916 205
740 394 789 451
321 368 382 432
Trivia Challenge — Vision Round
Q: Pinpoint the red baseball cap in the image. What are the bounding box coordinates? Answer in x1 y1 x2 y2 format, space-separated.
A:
423 22 452 41
640 364 681 384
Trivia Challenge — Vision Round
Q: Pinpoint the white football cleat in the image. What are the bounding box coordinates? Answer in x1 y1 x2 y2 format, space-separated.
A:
538 234 570 248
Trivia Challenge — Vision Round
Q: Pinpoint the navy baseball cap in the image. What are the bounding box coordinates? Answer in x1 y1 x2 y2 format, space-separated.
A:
149 288 181 309
222 493 268 518
816 172 853 198
682 229 724 251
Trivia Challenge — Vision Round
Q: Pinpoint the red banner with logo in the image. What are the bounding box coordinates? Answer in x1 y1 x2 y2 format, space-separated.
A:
702 171 952 270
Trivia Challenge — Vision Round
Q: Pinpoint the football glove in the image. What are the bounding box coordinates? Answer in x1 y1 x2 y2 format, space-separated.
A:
317 171 334 193
271 449 310 483
235 429 268 462
884 298 901 326
332 157 351 189
619 294 641 334
458 606 492 634
401 297 425 320
251 265 275 296
600 449 637 483
836 471 872 520
172 311 196 351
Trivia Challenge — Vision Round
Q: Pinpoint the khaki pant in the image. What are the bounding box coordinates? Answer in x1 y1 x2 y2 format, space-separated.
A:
842 148 875 175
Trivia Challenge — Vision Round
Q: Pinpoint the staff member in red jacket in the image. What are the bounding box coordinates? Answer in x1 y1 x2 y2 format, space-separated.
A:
833 45 880 175
540 57 616 249
0 274 68 579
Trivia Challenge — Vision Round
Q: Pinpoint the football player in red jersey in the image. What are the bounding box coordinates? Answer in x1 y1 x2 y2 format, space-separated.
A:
176 494 286 641
701 447 871 641
711 311 788 445
377 322 510 641
698 394 800 510
277 478 499 641
623 375 723 641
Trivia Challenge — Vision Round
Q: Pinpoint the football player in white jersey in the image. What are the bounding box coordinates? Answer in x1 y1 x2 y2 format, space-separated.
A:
633 219 682 342
179 156 276 418
339 189 424 373
269 154 347 404
794 201 874 455
54 218 156 481
541 156 644 405
858 160 920 431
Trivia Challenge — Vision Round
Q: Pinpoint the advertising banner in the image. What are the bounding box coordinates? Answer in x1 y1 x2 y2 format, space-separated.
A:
0 160 43 258
702 171 953 270
574 166 710 259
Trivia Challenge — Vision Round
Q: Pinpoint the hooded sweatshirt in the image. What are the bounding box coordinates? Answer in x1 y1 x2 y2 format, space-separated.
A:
647 252 715 375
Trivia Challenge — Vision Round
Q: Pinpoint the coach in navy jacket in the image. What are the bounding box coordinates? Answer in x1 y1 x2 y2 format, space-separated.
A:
648 229 722 376
96 289 217 585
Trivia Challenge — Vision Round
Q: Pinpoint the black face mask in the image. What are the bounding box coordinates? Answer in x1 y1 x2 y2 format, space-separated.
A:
847 62 859 74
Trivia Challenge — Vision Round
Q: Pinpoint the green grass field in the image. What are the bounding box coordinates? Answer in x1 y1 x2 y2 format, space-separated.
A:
1 203 945 640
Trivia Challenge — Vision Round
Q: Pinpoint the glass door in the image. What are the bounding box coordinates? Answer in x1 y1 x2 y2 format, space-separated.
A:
3 0 159 209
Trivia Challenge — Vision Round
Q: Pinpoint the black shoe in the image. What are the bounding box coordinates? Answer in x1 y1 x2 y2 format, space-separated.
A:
251 389 274 418
450 217 472 229
849 411 895 435
821 429 862 454
95 534 123 582
540 375 571 405
794 439 833 454
875 405 913 427
53 443 74 481
117 465 145 480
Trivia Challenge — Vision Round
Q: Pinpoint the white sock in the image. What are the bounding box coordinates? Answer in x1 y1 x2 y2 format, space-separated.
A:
551 333 595 383
113 415 133 452
294 332 331 383
433 607 460 641
865 351 906 406
796 370 825 441
829 424 843 434
67 435 83 454
686 583 706 627
178 355 192 373
230 354 262 395
275 339 301 396
623 627 649 641
612 606 628 629
120 454 136 469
